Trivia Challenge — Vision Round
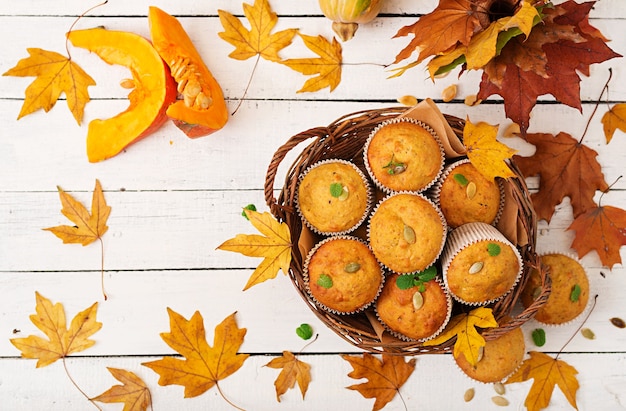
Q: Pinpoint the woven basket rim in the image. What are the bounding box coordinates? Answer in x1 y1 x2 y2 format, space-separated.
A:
264 106 551 355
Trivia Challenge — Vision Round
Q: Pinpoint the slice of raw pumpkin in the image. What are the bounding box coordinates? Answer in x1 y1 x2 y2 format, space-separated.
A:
148 6 229 138
68 28 176 162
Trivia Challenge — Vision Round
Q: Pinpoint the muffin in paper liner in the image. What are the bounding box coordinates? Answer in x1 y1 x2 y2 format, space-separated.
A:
430 158 505 229
442 222 523 305
367 192 448 274
375 276 452 342
520 251 592 327
303 236 385 315
296 159 373 236
363 117 445 194
453 318 526 383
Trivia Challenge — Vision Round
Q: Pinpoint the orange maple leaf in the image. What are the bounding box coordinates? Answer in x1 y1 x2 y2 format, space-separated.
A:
602 103 626 144
44 179 111 246
10 292 101 367
506 351 579 411
463 117 517 181
217 209 292 290
3 47 95 124
341 353 416 411
513 132 609 223
281 33 343 93
265 351 312 402
91 367 152 411
567 204 626 269
142 310 249 403
423 306 498 366
218 0 297 62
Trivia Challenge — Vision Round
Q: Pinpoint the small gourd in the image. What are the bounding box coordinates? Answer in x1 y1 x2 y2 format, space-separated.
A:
318 0 384 42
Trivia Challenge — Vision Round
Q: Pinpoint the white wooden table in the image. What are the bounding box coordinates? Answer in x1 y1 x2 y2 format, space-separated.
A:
1 1 625 410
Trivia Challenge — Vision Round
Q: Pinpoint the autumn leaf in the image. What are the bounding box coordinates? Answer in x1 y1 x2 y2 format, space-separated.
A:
423 307 498 367
217 209 292 290
10 292 101 367
568 204 626 269
218 0 297 62
92 367 152 411
265 351 311 402
3 47 95 124
341 353 416 411
602 103 626 143
463 117 517 181
506 351 579 411
143 310 249 403
281 33 343 93
44 179 110 246
513 132 608 222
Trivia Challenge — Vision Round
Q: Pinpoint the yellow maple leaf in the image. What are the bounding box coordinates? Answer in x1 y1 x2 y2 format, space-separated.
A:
506 351 579 411
91 367 152 411
281 33 343 93
10 292 101 368
217 209 292 290
423 306 498 367
44 179 111 246
342 353 416 411
3 48 95 124
218 0 297 62
143 310 249 403
463 117 517 181
265 351 312 402
601 103 626 143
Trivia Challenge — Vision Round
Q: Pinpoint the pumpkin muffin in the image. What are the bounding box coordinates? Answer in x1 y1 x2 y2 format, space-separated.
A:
442 222 522 305
375 271 452 341
368 192 447 273
304 236 384 314
455 321 525 383
520 253 589 325
296 159 372 235
433 159 503 228
364 117 444 193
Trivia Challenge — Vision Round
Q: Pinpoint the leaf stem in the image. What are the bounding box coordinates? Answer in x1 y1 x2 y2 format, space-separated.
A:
231 54 261 116
215 382 246 411
555 294 598 360
99 237 107 301
65 0 109 58
62 357 102 410
579 68 613 144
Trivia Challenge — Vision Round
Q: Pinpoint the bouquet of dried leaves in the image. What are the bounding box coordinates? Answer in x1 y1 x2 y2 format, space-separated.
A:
390 0 621 133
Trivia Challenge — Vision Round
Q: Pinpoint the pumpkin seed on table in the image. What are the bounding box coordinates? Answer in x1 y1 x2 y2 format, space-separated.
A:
463 387 475 402
494 382 505 395
492 396 509 406
581 328 595 340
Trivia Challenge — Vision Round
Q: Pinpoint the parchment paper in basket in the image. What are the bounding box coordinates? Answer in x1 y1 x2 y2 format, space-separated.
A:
400 98 467 159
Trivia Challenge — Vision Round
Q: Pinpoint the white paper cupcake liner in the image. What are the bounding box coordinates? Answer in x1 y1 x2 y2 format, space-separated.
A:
363 117 445 194
295 159 373 236
367 191 448 274
430 158 505 229
441 222 524 306
375 277 453 342
303 235 385 315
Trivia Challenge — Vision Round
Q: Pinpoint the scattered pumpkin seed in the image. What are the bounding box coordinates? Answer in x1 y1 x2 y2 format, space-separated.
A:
397 95 418 107
494 382 506 395
344 262 361 273
610 317 625 328
442 84 457 102
464 388 475 402
403 225 416 244
469 261 484 274
492 396 509 407
581 328 595 340
464 94 482 106
412 291 424 311
466 181 477 199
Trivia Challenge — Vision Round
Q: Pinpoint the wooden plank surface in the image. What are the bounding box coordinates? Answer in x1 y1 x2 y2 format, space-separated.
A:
1 0 625 410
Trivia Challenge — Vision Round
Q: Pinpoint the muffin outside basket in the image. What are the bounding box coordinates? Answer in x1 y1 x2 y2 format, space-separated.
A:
264 106 551 355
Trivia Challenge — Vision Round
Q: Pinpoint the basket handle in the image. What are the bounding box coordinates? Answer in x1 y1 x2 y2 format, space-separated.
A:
264 126 329 218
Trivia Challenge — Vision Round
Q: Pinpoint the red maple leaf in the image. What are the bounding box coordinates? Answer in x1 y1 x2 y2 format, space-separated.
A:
513 132 608 222
568 205 626 269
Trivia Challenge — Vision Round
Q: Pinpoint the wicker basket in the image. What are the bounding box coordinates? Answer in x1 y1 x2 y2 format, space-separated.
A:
264 106 551 355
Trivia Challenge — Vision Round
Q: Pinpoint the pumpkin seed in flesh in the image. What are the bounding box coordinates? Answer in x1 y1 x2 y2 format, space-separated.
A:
344 262 361 273
403 225 416 244
412 291 424 310
469 261 484 274
466 181 477 199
